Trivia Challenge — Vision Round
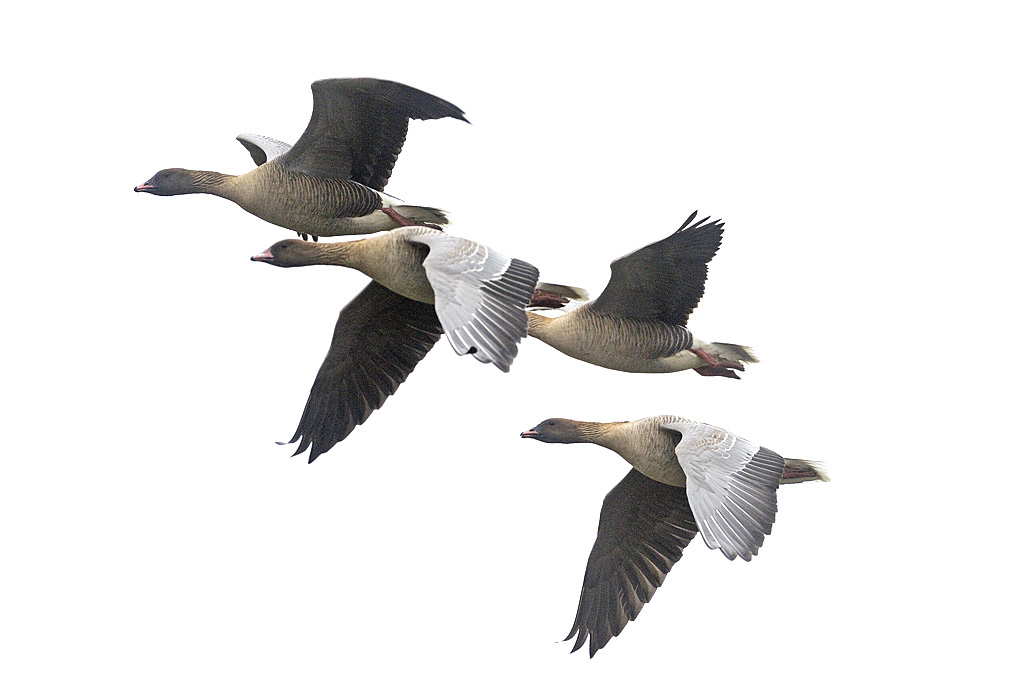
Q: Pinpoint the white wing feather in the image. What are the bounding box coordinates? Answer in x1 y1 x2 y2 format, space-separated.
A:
236 133 293 166
406 232 539 372
662 420 785 561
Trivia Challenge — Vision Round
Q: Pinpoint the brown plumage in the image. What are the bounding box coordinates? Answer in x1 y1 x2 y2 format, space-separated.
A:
521 416 828 656
135 78 467 238
527 212 757 376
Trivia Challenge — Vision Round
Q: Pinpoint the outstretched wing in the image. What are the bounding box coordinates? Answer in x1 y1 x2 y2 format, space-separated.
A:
566 469 698 657
589 212 724 325
662 420 784 561
236 133 292 166
283 282 443 462
406 231 538 372
278 78 467 190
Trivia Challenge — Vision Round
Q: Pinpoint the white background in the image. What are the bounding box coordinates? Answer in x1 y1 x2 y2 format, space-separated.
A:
2 2 1026 681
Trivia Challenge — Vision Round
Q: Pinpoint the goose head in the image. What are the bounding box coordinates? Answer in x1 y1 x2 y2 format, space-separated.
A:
250 239 324 268
520 418 588 444
134 168 204 195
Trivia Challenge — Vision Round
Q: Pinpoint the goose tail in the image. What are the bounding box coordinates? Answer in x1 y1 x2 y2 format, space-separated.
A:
395 205 449 226
781 459 831 484
701 341 759 365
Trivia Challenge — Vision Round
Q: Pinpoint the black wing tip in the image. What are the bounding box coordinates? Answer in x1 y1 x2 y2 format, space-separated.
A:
677 210 725 234
312 77 468 123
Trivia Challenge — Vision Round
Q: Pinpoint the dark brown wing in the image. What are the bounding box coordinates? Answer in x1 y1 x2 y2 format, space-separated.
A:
566 469 698 657
588 212 724 325
283 282 443 462
278 78 467 190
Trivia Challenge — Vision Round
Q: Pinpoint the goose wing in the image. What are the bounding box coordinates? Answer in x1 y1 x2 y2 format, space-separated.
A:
278 78 467 190
662 420 784 561
566 469 698 657
236 133 292 166
283 282 443 463
588 212 724 325
405 231 538 372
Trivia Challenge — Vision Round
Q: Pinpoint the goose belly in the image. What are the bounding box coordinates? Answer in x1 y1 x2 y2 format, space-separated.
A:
537 314 696 373
236 169 386 236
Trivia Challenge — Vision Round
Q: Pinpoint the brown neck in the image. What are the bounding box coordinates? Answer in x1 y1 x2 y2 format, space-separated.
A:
569 420 623 449
305 240 364 269
188 170 235 196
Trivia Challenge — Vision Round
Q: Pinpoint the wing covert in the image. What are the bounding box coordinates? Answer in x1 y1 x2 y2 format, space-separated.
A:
663 420 785 561
236 133 292 166
407 232 538 372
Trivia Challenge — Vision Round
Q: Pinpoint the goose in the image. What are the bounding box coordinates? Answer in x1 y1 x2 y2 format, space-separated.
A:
527 212 756 378
520 416 828 656
252 227 539 461
135 78 467 239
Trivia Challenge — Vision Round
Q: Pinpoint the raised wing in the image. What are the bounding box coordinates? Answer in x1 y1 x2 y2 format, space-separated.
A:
663 420 784 561
589 212 724 325
278 78 467 190
566 469 698 657
283 282 443 462
406 231 538 372
236 133 292 166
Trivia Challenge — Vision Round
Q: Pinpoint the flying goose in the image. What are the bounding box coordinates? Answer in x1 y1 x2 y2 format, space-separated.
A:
521 416 828 656
527 212 756 378
135 78 467 239
252 227 539 461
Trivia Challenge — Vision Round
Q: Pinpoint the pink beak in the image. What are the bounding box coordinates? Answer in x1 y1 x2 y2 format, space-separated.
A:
520 430 539 438
134 183 155 192
251 248 274 262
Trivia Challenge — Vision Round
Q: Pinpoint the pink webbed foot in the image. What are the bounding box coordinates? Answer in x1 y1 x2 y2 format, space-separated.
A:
382 206 443 231
529 290 571 309
693 365 741 379
692 347 745 373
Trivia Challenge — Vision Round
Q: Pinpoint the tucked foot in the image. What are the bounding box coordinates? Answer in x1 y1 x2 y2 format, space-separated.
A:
693 365 741 379
382 206 443 231
692 347 745 372
529 289 571 309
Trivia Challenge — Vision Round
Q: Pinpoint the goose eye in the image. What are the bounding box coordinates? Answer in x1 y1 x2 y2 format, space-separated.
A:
547 421 556 427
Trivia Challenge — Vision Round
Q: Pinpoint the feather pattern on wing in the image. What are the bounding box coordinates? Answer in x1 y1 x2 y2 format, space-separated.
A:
283 282 443 462
588 211 724 325
278 78 467 190
566 469 698 657
236 133 292 166
406 232 538 372
662 420 785 561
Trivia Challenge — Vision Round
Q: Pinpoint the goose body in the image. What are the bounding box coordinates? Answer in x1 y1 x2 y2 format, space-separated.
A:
527 212 756 377
521 415 828 656
149 164 418 236
253 227 540 461
528 311 703 373
135 78 466 238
